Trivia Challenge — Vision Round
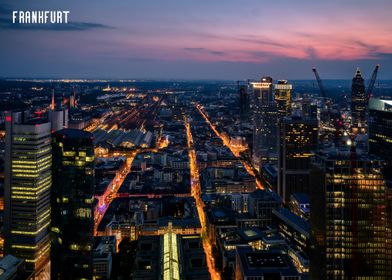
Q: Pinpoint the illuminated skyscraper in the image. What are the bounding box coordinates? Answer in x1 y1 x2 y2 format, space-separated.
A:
274 80 292 118
310 150 389 279
51 129 95 279
368 98 392 275
351 68 367 133
4 111 51 276
251 77 278 169
369 98 392 184
278 116 318 202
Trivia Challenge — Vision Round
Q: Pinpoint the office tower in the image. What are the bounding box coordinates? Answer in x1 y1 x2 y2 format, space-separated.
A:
278 116 318 202
302 99 317 120
310 150 389 279
238 81 250 120
49 109 68 132
51 129 95 279
274 80 292 118
351 67 367 133
251 77 278 169
70 90 77 109
368 98 392 273
369 98 392 184
4 111 51 276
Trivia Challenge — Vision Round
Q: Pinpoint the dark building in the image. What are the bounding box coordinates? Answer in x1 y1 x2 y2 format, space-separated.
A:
239 82 250 120
248 190 282 227
369 98 392 184
278 116 318 202
302 99 317 120
368 98 392 273
51 129 95 279
310 149 390 279
272 207 310 254
131 233 210 280
351 68 367 133
235 247 301 280
251 77 278 169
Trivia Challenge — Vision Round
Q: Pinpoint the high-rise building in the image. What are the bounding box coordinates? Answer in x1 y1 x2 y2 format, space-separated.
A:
369 98 392 184
368 98 392 274
351 67 367 133
4 111 52 276
48 109 68 132
310 149 390 279
238 81 250 120
274 80 292 118
251 77 278 169
51 129 95 279
278 116 318 202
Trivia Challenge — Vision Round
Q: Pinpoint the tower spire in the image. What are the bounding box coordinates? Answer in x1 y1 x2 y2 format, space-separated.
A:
51 89 55 110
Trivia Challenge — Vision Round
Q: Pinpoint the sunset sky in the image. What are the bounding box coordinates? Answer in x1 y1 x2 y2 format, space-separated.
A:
1 0 392 79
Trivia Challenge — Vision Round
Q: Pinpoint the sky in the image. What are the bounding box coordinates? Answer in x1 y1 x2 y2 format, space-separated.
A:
1 0 392 80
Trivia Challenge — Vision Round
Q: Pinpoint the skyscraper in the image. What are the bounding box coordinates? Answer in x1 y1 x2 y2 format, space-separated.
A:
251 77 278 170
368 98 392 274
274 80 292 118
51 129 95 279
310 149 389 279
238 81 250 120
351 68 367 133
278 116 318 202
369 98 392 185
4 111 51 276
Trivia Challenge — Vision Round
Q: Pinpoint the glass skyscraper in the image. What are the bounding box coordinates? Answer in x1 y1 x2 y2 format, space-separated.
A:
51 128 95 279
310 150 389 279
251 77 278 170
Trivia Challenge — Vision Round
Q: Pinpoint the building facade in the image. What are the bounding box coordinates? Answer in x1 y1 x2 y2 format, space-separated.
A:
310 151 390 279
51 129 95 279
278 116 318 202
274 80 292 118
251 77 278 169
351 68 367 133
4 111 52 276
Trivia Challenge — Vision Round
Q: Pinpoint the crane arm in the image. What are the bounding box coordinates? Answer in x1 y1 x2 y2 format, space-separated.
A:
312 67 327 99
366 64 380 99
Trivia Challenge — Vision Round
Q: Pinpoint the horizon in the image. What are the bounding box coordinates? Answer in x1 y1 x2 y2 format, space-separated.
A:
1 0 392 79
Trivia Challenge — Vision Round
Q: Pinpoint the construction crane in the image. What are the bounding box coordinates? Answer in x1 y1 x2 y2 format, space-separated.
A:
312 67 329 108
366 64 380 100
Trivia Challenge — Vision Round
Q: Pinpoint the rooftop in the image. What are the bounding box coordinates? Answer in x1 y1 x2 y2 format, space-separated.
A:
55 128 93 139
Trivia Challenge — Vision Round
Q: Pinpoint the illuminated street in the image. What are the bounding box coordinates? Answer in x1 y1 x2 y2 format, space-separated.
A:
196 104 264 190
185 116 221 280
93 151 137 235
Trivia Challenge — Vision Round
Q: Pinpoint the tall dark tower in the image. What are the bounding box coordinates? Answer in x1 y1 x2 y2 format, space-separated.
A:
351 67 367 133
238 81 250 120
277 116 318 202
51 129 95 280
310 150 389 279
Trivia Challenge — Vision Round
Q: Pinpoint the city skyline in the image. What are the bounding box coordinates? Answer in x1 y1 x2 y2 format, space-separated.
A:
1 0 392 79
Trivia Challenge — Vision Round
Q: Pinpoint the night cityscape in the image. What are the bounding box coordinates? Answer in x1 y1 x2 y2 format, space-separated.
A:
1 1 392 280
